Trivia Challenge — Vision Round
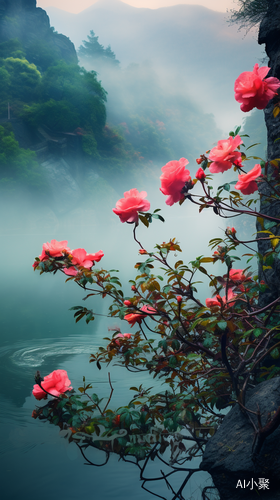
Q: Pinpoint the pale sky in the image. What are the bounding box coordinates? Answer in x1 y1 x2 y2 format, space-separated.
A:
37 0 237 15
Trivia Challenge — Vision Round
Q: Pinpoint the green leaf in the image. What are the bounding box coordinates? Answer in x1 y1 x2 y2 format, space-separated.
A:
246 143 260 151
171 339 180 350
109 277 121 285
235 125 241 135
69 306 83 311
152 214 165 222
270 348 280 359
264 220 277 230
253 328 263 338
139 215 149 228
217 321 227 330
86 313 94 324
42 407 49 417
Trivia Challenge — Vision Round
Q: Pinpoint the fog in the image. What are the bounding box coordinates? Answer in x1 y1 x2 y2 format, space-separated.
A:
46 0 265 133
37 0 236 15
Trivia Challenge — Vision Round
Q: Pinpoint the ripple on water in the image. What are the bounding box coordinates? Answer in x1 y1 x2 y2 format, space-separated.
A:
3 335 98 367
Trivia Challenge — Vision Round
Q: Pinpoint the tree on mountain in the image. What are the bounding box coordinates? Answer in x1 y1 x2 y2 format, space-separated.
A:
229 0 269 30
78 30 120 67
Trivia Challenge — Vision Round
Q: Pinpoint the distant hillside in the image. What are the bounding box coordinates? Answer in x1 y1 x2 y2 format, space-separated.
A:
46 0 265 132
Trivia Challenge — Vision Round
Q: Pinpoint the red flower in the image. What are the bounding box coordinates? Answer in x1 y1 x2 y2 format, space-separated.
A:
112 188 150 223
234 64 280 112
160 158 191 206
235 164 262 195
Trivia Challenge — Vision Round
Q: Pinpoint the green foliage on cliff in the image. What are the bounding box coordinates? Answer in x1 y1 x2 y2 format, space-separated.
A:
0 124 46 191
78 30 120 67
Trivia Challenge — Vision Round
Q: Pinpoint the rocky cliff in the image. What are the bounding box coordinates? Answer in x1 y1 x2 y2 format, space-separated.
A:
200 4 280 498
0 0 77 66
200 377 280 499
257 0 280 307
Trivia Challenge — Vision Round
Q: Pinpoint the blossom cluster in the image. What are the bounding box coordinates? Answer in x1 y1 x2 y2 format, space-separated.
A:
111 64 280 225
33 239 104 276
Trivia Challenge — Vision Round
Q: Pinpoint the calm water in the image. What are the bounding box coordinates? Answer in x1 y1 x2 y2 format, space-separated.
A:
0 187 222 500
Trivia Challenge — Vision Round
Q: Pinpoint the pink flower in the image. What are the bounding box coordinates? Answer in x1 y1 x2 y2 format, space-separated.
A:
205 295 223 308
141 305 157 314
114 333 132 346
209 136 243 173
32 369 72 400
39 239 71 261
63 248 104 276
124 311 147 327
195 168 206 181
124 305 156 326
160 158 191 206
86 250 104 263
235 164 262 195
112 188 150 223
234 64 280 112
71 248 102 267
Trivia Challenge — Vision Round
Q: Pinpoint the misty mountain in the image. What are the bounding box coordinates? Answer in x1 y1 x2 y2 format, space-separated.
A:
46 0 265 132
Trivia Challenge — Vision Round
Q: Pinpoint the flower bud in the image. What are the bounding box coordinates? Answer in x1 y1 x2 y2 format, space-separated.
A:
226 226 236 237
139 249 147 255
124 300 131 306
176 295 182 303
195 167 206 181
131 285 137 292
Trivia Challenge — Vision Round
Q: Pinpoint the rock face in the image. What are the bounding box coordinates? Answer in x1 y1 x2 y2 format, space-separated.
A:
200 7 280 497
200 377 280 499
257 0 280 307
0 0 77 66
